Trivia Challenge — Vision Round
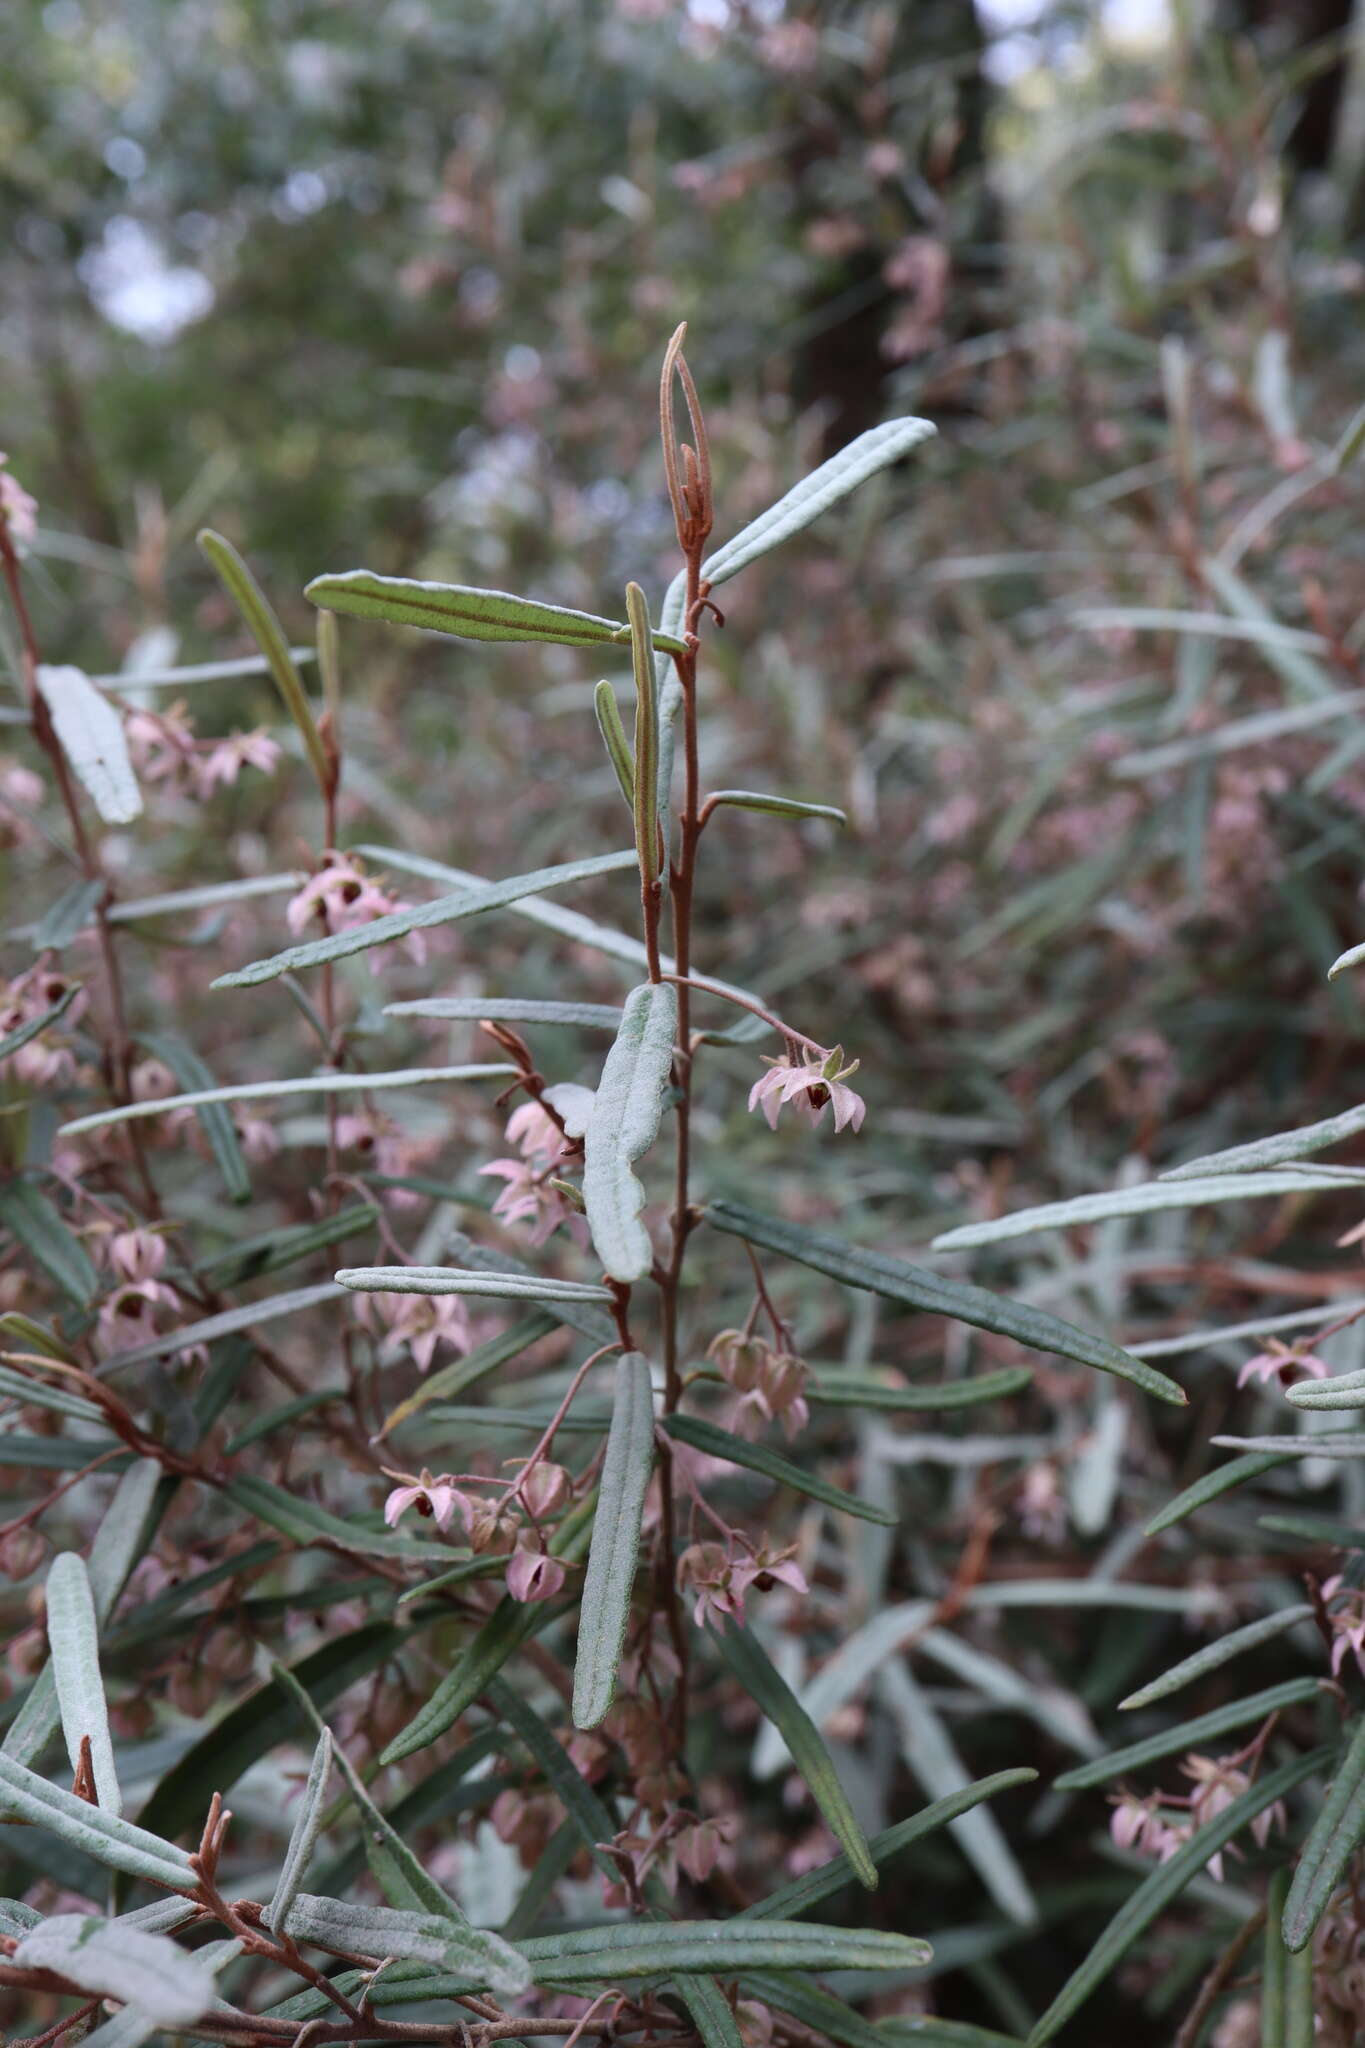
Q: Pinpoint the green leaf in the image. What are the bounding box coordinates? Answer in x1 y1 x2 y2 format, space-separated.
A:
1145 1449 1291 1535
704 790 846 826
271 1662 469 1924
664 1411 894 1526
1159 1102 1365 1180
708 1200 1183 1405
711 1620 878 1891
382 1495 597 1765
387 996 623 1028
135 1029 250 1204
807 1366 1034 1413
28 878 104 952
60 1061 514 1138
336 1265 613 1304
573 1351 655 1728
625 582 659 886
5 1457 163 1769
12 1915 214 2024
744 1769 1038 1921
0 1181 99 1307
485 1678 617 1878
0 1751 194 1889
0 982 80 1063
378 1312 557 1439
702 417 936 585
108 873 301 923
198 529 331 794
212 847 637 988
1211 1433 1365 1459
194 1203 378 1288
520 1918 931 1980
304 568 688 653
264 1726 331 1932
1287 1369 1365 1410
46 1552 121 1815
1028 1749 1326 2043
594 678 635 809
1119 1606 1315 1711
931 1170 1354 1251
742 1970 886 2048
134 1624 404 1852
0 1362 105 1424
583 981 677 1282
1283 1713 1365 1951
281 1893 529 1995
100 1280 346 1372
225 1473 455 1562
883 2024 1025 2047
1052 1678 1325 1791
673 1975 745 2048
33 665 142 824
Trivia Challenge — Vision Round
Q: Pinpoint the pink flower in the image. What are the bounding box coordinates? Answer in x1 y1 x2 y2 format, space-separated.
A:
729 1352 809 1444
286 852 425 966
103 1227 168 1284
0 456 38 552
361 1289 472 1373
517 1461 571 1520
193 730 281 796
382 1467 470 1534
679 1538 806 1629
506 1546 567 1603
1237 1339 1330 1389
731 1542 807 1606
505 1100 566 1167
748 1046 865 1134
0 967 87 1087
1322 1576 1365 1678
94 1278 181 1359
480 1157 588 1248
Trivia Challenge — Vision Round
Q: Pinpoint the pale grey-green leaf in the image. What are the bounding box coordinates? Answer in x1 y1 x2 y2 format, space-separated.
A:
46 1553 121 1815
932 1171 1353 1250
13 1915 215 2025
265 1728 331 1930
583 981 677 1282
59 1064 513 1137
573 1352 655 1727
34 665 142 824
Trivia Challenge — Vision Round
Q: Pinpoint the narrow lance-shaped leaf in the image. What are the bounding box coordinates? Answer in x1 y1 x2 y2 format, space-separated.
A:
664 1411 894 1526
34 665 142 824
270 1664 468 1922
304 568 688 653
0 981 79 1063
931 1170 1356 1251
704 790 846 826
387 995 622 1028
46 1553 121 1815
281 1893 529 1996
136 1029 250 1205
336 1265 614 1304
6 1457 162 1771
1028 1749 1326 2044
743 1769 1038 1922
0 1181 99 1308
625 582 658 887
1053 1678 1324 1792
808 1365 1033 1412
264 1726 331 1931
703 416 937 585
1159 1101 1365 1180
708 1199 1185 1405
1287 1368 1365 1409
1283 1713 1365 1951
100 1281 347 1373
594 678 635 809
1119 1605 1315 1712
573 1352 655 1728
382 1493 597 1765
198 529 331 794
711 1620 878 1891
519 1917 930 1979
0 1750 194 1890
212 846 638 988
12 1916 216 2026
60 1062 514 1137
583 981 677 1282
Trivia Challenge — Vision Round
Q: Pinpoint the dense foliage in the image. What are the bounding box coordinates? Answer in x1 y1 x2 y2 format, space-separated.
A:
6 5 1365 2044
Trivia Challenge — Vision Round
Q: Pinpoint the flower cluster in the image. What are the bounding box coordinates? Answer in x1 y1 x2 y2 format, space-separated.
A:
678 1535 807 1629
1109 1749 1286 1882
708 1327 809 1441
480 1097 588 1248
286 851 424 964
382 1458 574 1605
124 700 281 802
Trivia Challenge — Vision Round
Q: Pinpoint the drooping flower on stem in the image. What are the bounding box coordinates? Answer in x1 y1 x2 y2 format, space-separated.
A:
748 1043 865 1133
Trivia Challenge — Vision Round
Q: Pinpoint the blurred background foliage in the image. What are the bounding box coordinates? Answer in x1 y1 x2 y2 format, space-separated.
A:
8 0 1365 2037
